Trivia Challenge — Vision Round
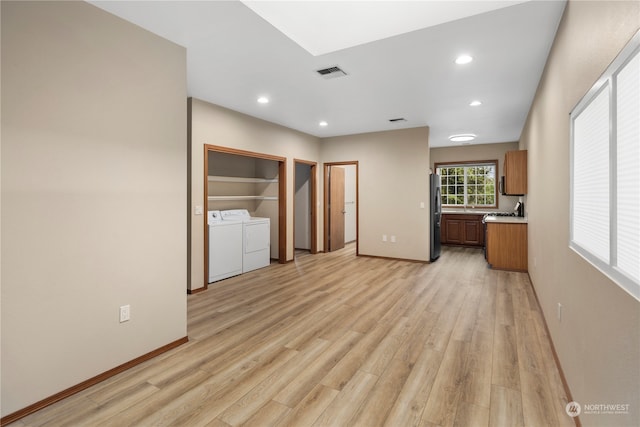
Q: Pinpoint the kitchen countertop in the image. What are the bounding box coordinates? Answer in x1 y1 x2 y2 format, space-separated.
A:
483 216 528 224
441 209 495 215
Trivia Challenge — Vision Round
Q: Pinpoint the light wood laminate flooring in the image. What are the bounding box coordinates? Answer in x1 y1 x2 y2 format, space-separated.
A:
11 245 574 426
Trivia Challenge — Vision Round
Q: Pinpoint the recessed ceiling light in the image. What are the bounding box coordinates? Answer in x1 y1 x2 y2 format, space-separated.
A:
257 96 269 104
469 100 482 106
449 134 476 142
319 121 328 127
455 54 473 65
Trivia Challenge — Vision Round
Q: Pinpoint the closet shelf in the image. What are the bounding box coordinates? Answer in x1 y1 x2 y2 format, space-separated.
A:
208 176 278 183
208 195 278 201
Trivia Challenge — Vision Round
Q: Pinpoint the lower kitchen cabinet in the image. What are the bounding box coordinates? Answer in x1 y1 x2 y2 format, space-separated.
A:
441 214 484 247
486 222 528 271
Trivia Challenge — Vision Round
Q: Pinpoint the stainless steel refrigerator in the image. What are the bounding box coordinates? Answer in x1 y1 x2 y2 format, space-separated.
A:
430 173 441 261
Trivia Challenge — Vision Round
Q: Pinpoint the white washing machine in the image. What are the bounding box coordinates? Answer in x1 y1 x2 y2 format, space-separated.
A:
208 210 243 283
221 209 271 273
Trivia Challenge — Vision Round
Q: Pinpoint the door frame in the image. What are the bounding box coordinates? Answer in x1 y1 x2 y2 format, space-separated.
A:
293 159 318 255
323 161 359 255
204 145 287 289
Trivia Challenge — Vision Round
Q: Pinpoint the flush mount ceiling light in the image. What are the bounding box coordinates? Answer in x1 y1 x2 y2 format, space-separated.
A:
449 134 476 142
455 54 473 65
257 96 269 104
319 121 328 127
469 100 482 106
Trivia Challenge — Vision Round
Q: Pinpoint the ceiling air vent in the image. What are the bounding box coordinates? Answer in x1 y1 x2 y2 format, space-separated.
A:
316 66 348 80
389 118 407 123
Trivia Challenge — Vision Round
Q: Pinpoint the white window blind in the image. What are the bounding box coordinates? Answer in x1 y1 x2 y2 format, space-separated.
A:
572 87 610 263
616 51 640 284
570 31 640 300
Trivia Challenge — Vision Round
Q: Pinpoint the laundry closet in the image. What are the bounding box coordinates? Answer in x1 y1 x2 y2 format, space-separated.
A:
207 151 280 260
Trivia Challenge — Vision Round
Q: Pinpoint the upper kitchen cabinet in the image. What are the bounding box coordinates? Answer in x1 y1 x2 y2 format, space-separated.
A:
502 150 527 195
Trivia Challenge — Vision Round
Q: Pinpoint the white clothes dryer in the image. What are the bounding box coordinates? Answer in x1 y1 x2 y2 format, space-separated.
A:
208 210 243 283
221 209 271 273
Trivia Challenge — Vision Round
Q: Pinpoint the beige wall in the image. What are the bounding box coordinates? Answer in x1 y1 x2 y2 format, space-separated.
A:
189 102 431 290
430 142 521 212
519 1 640 426
1 1 187 417
321 128 431 261
189 98 321 291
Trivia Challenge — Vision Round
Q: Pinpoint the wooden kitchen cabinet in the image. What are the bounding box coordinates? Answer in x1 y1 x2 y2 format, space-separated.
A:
441 214 484 247
503 150 527 195
486 222 528 271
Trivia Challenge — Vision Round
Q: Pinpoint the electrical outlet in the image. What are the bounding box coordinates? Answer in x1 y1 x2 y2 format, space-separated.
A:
382 235 387 242
557 303 562 322
391 235 397 243
119 305 130 323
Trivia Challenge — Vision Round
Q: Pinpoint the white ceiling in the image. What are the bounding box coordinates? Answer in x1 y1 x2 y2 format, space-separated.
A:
242 1 529 56
90 0 566 147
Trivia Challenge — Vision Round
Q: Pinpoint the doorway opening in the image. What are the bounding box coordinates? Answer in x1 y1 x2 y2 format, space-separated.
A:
204 145 286 288
294 159 318 258
323 162 358 254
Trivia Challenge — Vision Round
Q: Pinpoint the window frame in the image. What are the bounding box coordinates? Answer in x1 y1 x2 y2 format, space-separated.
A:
435 159 499 209
569 30 640 300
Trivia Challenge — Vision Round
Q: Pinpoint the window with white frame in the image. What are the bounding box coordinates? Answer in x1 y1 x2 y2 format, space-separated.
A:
570 30 640 300
435 161 498 208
